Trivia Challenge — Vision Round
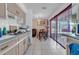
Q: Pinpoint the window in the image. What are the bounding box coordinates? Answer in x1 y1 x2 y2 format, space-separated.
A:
50 4 72 49
50 18 57 40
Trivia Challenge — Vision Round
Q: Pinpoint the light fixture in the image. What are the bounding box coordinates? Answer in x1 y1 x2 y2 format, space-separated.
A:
42 7 47 10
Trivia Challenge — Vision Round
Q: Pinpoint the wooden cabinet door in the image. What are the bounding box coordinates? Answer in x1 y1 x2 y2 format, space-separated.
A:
24 39 28 51
0 3 6 18
7 3 21 16
18 40 25 55
7 3 24 17
4 45 18 55
7 3 25 25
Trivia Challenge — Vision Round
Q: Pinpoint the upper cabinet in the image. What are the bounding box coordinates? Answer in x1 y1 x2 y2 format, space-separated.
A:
0 3 6 18
0 3 26 23
7 3 26 24
7 3 25 18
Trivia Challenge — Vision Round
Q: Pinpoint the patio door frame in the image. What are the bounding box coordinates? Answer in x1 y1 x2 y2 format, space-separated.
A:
50 4 72 49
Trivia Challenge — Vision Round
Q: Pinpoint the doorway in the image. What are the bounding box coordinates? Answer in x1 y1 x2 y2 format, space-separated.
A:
32 29 37 37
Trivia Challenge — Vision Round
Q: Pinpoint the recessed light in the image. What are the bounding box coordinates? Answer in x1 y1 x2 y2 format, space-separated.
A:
42 7 47 9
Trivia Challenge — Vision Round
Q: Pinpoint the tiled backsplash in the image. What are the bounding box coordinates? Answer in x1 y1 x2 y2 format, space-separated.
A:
0 18 19 30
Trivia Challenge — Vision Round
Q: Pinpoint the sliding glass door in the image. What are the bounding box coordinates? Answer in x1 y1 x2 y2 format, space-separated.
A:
57 7 72 48
71 4 77 34
50 18 57 40
50 4 72 49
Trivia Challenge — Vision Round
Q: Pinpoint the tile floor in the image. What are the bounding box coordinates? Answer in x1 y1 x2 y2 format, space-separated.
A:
25 38 67 55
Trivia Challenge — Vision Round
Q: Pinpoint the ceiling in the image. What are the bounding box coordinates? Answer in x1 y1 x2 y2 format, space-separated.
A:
24 3 66 19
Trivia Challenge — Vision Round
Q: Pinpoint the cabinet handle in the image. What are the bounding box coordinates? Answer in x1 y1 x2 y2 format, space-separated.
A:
0 45 8 51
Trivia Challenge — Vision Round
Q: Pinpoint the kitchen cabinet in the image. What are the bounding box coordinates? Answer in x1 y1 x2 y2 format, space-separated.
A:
0 3 26 27
0 3 26 20
0 37 18 55
0 33 28 55
0 3 6 18
7 3 20 16
7 3 26 25
4 45 18 55
2 37 28 55
24 38 28 52
0 38 27 55
7 3 25 18
18 34 28 55
18 39 25 55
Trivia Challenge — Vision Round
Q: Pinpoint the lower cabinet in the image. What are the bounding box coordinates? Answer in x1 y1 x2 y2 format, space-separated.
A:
18 36 28 55
24 38 28 52
18 40 25 55
3 39 28 55
4 45 18 55
0 34 28 55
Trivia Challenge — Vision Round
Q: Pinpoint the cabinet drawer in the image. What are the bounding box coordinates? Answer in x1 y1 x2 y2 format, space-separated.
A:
0 43 9 52
3 45 18 55
0 38 18 54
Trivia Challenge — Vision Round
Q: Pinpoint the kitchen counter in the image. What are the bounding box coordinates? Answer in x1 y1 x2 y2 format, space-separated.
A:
0 33 28 45
59 33 79 40
59 33 79 55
